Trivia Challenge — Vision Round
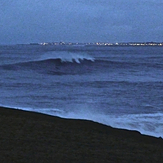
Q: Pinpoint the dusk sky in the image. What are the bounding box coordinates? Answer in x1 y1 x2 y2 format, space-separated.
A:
0 0 163 44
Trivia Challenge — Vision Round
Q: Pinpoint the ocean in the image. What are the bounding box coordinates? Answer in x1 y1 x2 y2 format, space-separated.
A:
0 44 163 137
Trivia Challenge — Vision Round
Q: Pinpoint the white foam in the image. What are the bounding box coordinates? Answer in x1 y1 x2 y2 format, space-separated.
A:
54 110 163 138
40 51 95 63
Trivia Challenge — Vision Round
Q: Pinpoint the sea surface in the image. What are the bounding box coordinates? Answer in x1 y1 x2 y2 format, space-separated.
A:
0 45 163 137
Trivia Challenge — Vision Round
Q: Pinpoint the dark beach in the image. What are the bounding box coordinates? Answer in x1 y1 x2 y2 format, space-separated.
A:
0 106 163 163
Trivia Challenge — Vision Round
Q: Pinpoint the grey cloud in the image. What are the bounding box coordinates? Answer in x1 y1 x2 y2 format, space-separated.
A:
0 0 162 44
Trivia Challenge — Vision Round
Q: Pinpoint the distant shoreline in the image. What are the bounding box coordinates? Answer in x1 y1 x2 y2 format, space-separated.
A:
29 41 163 47
1 42 163 47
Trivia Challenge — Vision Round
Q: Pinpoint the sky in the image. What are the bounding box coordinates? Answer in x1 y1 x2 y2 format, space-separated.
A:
0 0 163 44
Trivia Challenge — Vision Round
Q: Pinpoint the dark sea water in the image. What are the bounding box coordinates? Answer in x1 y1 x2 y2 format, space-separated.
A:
0 45 163 137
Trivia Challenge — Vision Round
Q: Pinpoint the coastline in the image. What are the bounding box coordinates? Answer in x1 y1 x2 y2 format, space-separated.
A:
0 106 163 162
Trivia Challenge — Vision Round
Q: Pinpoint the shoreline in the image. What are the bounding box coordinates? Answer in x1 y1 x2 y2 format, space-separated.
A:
1 105 162 138
0 106 163 162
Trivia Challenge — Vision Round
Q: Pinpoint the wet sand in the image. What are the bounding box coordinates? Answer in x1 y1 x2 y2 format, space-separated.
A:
0 106 163 162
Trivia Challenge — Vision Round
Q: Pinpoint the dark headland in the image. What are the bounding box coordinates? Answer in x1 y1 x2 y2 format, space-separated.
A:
0 106 163 163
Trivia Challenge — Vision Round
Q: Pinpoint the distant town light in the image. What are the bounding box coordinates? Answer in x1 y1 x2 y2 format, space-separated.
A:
35 41 163 47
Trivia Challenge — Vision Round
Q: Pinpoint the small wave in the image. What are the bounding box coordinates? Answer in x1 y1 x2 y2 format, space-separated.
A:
0 104 64 116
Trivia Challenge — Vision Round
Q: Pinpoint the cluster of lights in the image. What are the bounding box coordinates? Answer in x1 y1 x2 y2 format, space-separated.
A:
94 42 163 46
128 43 163 46
38 42 163 46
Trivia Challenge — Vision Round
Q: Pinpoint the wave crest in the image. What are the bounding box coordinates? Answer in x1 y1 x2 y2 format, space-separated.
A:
39 51 95 63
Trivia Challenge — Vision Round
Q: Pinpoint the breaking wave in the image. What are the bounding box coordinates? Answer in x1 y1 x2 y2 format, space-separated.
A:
0 51 96 75
0 50 162 77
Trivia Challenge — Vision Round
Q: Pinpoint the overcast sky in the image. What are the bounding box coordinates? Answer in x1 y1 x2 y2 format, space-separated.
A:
0 0 163 44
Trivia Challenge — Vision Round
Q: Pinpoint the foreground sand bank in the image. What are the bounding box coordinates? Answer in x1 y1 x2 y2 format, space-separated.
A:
0 106 163 162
